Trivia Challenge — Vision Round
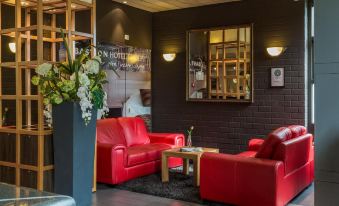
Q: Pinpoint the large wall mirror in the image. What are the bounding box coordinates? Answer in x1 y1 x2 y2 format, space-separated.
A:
186 24 253 102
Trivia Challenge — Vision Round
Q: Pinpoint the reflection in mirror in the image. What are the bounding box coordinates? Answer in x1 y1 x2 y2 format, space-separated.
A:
187 25 252 102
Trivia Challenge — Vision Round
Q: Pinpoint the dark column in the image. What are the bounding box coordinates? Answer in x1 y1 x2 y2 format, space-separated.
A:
314 0 339 205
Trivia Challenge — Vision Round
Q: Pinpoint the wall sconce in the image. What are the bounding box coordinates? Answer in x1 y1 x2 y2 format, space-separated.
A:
163 53 176 62
266 47 285 57
127 53 139 64
9 43 16 53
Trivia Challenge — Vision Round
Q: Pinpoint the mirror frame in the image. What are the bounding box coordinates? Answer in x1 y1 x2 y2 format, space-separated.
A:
186 24 254 103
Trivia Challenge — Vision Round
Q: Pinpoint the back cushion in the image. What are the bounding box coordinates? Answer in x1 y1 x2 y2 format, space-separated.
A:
255 127 292 159
118 117 150 147
97 118 126 145
272 134 312 174
288 125 307 139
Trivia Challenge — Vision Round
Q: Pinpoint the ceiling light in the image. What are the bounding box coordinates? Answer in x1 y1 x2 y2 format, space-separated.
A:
266 47 285 57
21 1 29 6
163 53 176 62
123 1 128 4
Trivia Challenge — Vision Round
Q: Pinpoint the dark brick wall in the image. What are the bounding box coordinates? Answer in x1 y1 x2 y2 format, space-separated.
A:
152 0 306 154
97 0 152 49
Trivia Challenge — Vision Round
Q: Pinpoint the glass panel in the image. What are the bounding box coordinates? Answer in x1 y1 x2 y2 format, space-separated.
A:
239 62 245 76
187 25 252 102
227 78 237 96
210 62 217 78
239 77 245 93
75 40 92 58
210 30 223 43
210 45 217 60
239 28 246 42
225 47 237 60
240 46 245 59
226 63 237 76
246 62 251 75
224 28 238 42
211 78 217 92
246 27 251 43
216 45 223 60
217 62 223 77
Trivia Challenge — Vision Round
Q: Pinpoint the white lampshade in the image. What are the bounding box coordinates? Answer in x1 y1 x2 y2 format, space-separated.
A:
163 53 176 62
266 47 285 57
9 43 16 53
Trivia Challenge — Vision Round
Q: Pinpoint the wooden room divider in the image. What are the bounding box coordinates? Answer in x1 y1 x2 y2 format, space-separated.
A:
0 0 96 191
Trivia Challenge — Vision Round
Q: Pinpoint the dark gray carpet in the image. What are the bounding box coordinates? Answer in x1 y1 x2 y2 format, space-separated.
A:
98 169 232 206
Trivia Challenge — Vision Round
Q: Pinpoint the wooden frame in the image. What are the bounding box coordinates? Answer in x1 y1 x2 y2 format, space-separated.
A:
161 147 219 187
0 0 96 191
186 24 254 103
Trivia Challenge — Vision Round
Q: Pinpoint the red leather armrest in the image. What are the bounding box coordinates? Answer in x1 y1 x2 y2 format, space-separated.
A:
97 143 127 184
201 152 284 206
273 134 313 175
248 138 265 151
148 133 185 147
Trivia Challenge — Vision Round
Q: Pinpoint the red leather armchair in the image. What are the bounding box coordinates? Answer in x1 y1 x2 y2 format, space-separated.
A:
96 117 184 185
200 125 314 206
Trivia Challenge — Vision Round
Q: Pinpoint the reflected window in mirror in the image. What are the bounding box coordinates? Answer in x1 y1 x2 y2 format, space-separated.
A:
187 25 253 102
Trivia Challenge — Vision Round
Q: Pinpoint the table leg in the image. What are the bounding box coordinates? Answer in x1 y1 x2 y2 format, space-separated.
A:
162 154 169 183
183 158 189 175
193 157 200 187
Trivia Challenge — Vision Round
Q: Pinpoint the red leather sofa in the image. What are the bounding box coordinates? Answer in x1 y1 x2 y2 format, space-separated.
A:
96 117 184 185
200 125 314 206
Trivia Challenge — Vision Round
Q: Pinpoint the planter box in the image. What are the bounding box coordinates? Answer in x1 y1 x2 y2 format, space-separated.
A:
53 102 96 206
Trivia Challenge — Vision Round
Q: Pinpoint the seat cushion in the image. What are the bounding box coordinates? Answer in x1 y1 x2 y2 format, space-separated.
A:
237 151 257 157
288 125 307 139
127 143 172 167
118 117 150 147
97 118 126 145
255 127 292 159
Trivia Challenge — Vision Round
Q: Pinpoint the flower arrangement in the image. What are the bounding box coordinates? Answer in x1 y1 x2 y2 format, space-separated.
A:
32 30 108 126
186 126 194 147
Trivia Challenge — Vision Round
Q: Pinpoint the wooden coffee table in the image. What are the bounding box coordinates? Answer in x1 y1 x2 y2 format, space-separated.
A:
161 147 219 187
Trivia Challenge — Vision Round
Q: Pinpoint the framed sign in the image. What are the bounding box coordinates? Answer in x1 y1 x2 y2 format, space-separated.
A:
271 68 284 87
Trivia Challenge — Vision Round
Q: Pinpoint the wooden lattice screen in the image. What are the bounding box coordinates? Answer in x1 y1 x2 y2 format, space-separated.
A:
0 0 96 191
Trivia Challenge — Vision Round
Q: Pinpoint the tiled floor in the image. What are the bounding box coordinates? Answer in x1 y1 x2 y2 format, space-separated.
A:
92 184 314 206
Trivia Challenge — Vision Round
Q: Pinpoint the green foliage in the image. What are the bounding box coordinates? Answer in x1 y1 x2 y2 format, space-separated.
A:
32 28 107 110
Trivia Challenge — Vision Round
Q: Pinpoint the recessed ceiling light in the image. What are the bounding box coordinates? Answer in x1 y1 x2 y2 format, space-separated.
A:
123 1 128 4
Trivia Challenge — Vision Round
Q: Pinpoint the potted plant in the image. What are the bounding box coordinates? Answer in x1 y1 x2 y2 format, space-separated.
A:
31 30 108 206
